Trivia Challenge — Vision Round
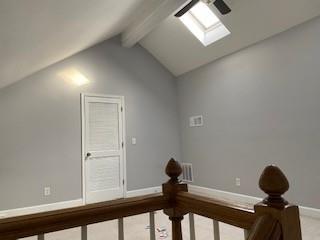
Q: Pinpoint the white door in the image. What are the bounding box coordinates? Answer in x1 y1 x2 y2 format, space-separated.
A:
82 95 125 204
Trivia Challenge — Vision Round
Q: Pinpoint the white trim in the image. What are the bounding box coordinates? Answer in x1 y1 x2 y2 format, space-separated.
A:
0 186 160 219
122 97 128 197
0 199 83 219
189 185 320 219
81 93 125 99
188 185 261 205
81 93 86 204
126 186 162 198
81 93 127 204
299 206 320 219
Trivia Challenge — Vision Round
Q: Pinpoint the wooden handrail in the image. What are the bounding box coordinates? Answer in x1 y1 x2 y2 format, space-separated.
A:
176 191 255 229
0 194 169 240
0 159 303 240
162 159 302 240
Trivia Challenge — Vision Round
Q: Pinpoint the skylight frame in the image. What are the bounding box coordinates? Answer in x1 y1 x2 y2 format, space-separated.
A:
179 2 231 46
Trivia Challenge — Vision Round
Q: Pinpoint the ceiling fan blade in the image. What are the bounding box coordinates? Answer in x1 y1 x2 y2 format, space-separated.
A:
175 0 200 17
213 0 231 15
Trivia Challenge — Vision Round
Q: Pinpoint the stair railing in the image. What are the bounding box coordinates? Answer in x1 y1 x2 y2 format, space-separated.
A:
0 159 302 240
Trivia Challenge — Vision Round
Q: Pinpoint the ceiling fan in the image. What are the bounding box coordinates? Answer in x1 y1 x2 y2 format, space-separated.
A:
175 0 231 17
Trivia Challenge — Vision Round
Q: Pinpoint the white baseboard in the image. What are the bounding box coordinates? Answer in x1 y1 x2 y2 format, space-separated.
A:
2 185 318 220
189 185 320 219
0 187 163 219
188 185 261 204
0 199 83 219
299 206 320 219
126 186 162 198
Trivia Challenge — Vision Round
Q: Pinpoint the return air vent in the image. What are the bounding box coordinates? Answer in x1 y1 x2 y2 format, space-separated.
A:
181 163 193 182
189 115 203 127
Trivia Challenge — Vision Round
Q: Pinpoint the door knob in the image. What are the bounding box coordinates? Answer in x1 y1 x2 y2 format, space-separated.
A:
86 152 91 158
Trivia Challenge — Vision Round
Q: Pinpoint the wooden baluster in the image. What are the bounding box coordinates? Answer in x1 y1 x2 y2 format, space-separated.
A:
162 158 188 240
81 226 87 240
118 218 124 240
149 212 156 240
254 165 302 240
37 234 44 240
189 213 196 240
212 220 220 240
171 216 184 240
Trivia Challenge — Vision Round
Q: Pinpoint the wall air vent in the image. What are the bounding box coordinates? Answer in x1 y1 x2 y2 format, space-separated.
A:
181 163 194 182
189 115 203 127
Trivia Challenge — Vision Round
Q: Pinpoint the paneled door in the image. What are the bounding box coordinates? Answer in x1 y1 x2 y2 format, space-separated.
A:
82 94 125 204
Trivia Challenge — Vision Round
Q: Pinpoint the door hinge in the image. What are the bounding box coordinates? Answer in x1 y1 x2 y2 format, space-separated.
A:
121 106 123 112
122 142 124 148
123 179 125 185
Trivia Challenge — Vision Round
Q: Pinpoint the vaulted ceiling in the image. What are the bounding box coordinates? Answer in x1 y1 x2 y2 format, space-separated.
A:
0 0 145 88
1 0 320 88
140 0 320 76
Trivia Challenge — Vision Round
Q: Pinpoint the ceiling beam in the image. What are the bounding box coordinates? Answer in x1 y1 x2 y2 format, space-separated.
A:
121 0 189 48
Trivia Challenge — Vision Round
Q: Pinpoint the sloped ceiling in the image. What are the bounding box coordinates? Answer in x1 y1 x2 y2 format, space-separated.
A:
140 0 320 76
0 0 145 88
2 0 320 88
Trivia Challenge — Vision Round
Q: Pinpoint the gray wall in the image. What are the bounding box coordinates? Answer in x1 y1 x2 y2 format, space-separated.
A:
177 16 320 209
0 37 181 210
2 15 320 212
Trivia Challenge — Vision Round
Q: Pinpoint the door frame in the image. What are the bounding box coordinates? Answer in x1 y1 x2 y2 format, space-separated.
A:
81 93 127 204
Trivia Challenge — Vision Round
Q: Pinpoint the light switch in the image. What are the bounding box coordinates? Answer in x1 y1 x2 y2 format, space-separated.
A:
131 137 137 145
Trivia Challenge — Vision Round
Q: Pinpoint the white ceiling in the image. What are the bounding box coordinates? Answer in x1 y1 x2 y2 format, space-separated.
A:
140 0 320 76
0 0 145 88
2 0 320 88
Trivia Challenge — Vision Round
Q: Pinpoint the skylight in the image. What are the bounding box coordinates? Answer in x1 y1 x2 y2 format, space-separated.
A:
189 2 220 29
180 1 230 46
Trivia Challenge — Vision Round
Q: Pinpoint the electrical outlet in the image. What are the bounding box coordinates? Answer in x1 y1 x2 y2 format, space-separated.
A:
131 137 137 145
235 178 241 187
44 187 51 196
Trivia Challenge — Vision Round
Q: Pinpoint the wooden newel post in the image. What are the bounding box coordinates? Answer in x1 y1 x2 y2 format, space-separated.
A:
162 158 188 240
254 165 302 240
